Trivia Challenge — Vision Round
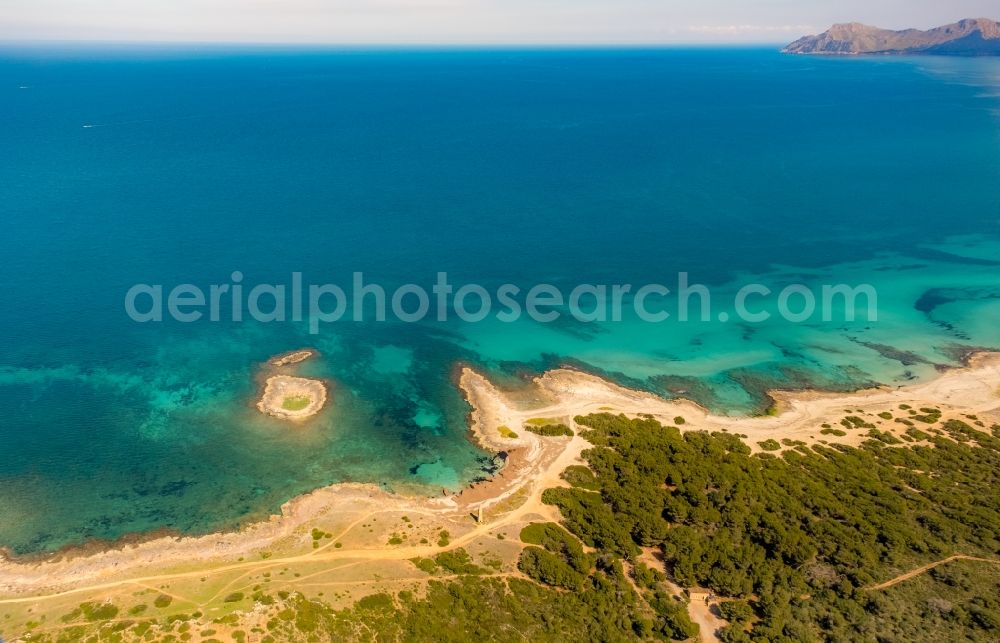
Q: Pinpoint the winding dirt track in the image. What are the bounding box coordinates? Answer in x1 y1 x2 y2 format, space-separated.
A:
0 492 558 606
865 555 1000 591
0 430 577 607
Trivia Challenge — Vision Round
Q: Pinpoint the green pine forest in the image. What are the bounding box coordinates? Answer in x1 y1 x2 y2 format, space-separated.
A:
30 412 1000 642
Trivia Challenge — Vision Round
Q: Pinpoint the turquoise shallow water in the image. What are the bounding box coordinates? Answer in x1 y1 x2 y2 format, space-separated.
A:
1 47 999 555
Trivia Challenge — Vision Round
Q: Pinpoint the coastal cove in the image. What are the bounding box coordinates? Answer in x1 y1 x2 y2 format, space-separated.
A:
1 351 999 641
1 47 1000 557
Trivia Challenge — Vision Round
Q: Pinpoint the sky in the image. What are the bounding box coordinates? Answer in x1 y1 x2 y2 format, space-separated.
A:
0 0 996 45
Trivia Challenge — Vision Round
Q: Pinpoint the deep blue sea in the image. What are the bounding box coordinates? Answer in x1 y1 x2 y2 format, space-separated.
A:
1 46 999 554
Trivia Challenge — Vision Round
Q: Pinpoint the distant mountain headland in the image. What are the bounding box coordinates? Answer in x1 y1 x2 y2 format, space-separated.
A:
784 18 1000 55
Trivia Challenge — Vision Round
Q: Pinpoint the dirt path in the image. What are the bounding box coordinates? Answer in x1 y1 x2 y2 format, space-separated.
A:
865 555 1000 591
0 501 542 607
687 592 728 642
0 430 583 608
689 605 725 643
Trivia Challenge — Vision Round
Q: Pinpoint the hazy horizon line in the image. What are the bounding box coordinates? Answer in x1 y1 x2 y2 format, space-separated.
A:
0 37 794 49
